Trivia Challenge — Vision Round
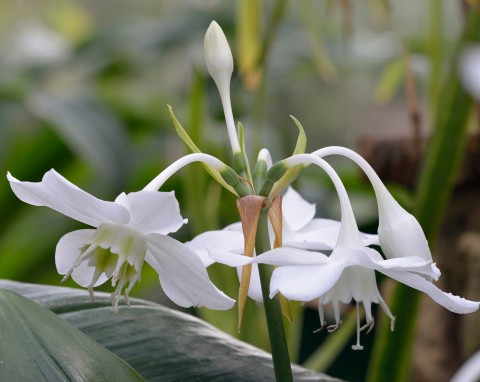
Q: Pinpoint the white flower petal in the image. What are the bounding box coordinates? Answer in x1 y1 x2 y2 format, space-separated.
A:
377 191 432 262
55 229 95 274
187 230 244 266
146 233 235 310
253 247 329 266
115 191 184 235
223 222 242 232
237 264 263 303
332 247 440 280
382 269 480 314
270 262 347 301
55 229 108 287
208 248 251 267
8 170 129 227
282 187 316 231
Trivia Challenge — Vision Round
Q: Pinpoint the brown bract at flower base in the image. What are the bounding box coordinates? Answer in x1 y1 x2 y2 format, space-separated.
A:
236 195 265 332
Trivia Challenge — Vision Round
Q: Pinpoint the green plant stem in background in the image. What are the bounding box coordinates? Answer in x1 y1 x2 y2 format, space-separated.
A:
256 209 293 382
367 8 480 382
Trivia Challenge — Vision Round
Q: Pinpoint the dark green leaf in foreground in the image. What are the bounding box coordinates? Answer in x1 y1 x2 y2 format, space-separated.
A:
0 288 144 382
0 280 340 382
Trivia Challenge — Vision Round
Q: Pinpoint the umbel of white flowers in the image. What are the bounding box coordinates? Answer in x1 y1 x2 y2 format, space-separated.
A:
196 20 479 350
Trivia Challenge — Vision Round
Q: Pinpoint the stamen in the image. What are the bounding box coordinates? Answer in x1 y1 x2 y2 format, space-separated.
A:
351 303 364 350
377 293 396 331
314 299 327 333
313 322 327 334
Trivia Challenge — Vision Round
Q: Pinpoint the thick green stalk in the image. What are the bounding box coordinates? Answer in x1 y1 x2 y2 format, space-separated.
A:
367 8 480 382
255 209 293 382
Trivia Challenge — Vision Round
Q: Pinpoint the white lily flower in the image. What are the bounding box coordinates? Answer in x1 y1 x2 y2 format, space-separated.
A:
7 169 235 311
313 146 436 267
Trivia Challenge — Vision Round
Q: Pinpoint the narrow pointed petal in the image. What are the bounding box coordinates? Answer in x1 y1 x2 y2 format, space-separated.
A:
270 262 347 301
187 230 244 266
115 191 184 235
253 247 329 266
146 233 235 310
8 170 129 227
381 269 479 314
282 187 316 231
208 248 251 267
333 247 440 280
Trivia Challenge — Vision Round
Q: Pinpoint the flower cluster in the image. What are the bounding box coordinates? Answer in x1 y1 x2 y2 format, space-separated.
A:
7 21 478 354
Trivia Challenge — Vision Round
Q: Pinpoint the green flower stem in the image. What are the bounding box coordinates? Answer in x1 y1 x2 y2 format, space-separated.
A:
255 209 293 382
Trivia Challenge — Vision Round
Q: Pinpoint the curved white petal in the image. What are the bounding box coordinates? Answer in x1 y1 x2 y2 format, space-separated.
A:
115 191 184 235
55 229 95 274
146 233 235 310
381 269 479 314
208 248 251 267
237 264 263 303
55 229 109 287
333 247 440 280
377 191 432 262
8 170 129 227
223 222 243 232
270 262 347 301
253 247 329 266
187 230 244 266
282 187 316 231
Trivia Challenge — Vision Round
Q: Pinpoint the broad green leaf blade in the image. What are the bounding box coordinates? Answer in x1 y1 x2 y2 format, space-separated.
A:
269 116 307 198
0 280 339 382
0 288 144 382
168 105 238 196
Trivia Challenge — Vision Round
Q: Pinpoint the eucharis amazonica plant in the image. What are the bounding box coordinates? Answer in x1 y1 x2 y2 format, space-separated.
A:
6 21 480 382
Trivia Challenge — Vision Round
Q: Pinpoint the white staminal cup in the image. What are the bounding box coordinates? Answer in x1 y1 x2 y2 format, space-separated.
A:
204 21 241 154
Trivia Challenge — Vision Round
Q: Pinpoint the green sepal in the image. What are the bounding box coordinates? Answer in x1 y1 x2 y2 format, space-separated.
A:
259 161 288 196
168 105 238 196
269 116 307 197
252 159 268 193
220 166 252 197
236 122 252 181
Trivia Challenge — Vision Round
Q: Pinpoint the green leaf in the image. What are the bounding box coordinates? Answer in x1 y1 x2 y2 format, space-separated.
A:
0 280 338 382
0 288 144 381
269 116 307 198
373 59 403 104
168 105 238 196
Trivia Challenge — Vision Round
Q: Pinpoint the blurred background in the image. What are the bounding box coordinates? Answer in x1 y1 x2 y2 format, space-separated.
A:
1 1 479 381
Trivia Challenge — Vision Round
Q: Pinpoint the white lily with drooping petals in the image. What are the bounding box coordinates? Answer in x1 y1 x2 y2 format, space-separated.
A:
313 146 434 265
7 169 235 312
210 153 479 349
